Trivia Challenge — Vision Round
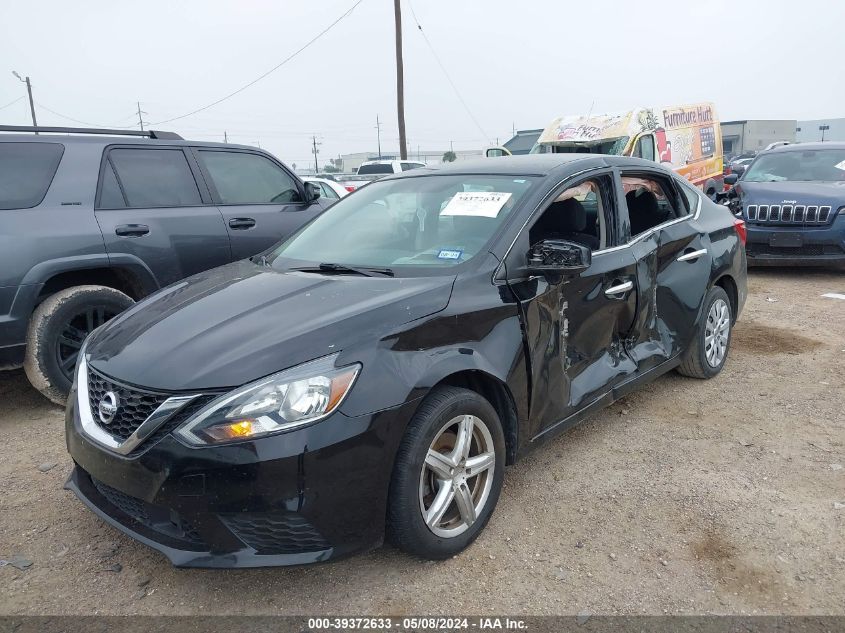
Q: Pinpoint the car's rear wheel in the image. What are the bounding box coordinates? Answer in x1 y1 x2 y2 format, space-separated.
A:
677 285 732 379
387 386 505 559
24 285 133 405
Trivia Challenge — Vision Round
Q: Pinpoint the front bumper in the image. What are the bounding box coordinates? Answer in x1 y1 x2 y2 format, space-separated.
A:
745 222 845 268
65 386 418 568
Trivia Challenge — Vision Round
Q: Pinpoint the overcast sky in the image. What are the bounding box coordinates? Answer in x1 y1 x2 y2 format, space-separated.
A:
2 0 842 167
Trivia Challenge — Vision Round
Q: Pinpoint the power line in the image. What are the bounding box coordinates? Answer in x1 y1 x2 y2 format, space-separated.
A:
407 0 489 142
0 96 24 111
33 102 138 128
151 0 366 125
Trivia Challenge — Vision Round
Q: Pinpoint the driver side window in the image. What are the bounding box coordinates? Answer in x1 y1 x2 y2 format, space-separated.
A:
198 150 302 204
528 175 611 251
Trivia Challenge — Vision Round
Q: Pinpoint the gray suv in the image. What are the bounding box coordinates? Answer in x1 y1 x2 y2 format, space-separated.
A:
0 125 329 404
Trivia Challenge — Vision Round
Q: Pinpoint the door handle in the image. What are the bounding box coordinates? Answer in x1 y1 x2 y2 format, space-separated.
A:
604 280 634 297
228 218 256 230
677 248 707 262
115 224 149 237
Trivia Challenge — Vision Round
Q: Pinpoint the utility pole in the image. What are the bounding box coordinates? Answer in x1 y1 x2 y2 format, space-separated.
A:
393 0 407 159
136 101 147 131
12 71 37 131
375 115 382 159
224 131 228 143
312 135 321 173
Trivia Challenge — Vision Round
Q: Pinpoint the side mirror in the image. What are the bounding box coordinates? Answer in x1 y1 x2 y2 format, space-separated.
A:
304 181 322 202
724 174 739 186
527 239 591 275
485 146 512 158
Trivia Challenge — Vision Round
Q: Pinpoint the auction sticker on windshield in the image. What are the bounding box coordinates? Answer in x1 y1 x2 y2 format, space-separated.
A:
441 191 512 218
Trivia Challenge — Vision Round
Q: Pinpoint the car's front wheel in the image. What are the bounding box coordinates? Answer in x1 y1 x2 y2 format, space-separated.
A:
24 285 134 405
677 285 733 379
387 386 506 559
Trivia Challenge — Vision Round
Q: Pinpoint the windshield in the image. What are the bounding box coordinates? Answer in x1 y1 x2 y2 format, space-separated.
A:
742 149 845 182
358 163 395 175
270 174 537 274
530 137 629 155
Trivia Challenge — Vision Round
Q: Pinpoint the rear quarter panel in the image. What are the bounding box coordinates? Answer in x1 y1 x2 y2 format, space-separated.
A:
697 198 747 320
0 141 106 345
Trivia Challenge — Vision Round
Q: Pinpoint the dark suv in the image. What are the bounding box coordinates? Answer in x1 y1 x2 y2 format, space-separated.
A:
0 126 329 404
723 142 845 267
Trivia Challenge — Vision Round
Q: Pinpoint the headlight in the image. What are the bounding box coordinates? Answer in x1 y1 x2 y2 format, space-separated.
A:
176 354 360 446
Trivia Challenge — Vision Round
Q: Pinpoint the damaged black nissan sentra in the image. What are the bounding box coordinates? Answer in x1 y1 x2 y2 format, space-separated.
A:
66 155 747 567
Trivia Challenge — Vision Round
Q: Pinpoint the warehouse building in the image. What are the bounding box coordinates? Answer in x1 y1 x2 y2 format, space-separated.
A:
720 120 796 156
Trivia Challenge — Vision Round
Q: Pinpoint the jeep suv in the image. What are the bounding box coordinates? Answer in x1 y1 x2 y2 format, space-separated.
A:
0 125 329 404
723 142 845 267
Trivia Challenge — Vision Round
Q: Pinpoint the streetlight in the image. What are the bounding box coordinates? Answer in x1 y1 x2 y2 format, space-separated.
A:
819 125 830 142
12 70 38 130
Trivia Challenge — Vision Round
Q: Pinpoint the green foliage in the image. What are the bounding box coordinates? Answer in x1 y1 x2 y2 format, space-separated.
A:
442 151 457 163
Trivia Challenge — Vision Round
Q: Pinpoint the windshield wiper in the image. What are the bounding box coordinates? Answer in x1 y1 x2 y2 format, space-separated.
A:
292 263 395 277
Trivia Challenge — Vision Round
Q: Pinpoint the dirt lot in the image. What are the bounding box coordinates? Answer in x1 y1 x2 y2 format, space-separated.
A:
1 269 843 616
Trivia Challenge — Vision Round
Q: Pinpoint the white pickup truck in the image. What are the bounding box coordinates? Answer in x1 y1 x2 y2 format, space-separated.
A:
339 159 426 192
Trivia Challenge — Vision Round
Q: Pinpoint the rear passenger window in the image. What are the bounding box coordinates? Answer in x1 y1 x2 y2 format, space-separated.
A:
621 174 685 238
199 150 302 204
0 142 64 210
678 181 701 214
109 148 201 208
98 162 126 208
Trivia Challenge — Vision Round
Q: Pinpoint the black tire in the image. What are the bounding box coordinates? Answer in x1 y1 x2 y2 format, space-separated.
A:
24 285 134 405
387 386 506 560
677 285 732 379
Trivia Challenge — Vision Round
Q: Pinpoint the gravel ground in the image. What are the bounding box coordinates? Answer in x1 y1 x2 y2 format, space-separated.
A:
1 269 843 616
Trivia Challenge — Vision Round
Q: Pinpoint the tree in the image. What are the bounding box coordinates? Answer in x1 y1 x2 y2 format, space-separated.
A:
322 157 344 173
442 151 457 163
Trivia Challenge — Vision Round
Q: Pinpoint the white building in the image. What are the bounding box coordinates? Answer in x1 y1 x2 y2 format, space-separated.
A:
796 118 845 143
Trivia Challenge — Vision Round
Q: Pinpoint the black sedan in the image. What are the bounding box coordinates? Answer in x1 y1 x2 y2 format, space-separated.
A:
65 155 747 567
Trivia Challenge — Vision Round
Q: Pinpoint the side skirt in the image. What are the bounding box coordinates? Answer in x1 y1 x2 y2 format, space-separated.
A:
523 354 682 453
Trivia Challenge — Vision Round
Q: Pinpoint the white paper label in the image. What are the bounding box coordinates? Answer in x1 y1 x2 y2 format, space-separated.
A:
441 192 512 218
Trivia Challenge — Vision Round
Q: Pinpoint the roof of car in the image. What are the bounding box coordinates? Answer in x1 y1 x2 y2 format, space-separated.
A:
396 153 665 177
0 131 258 151
766 142 845 153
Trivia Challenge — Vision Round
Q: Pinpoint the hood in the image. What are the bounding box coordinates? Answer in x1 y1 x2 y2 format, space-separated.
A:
86 260 455 391
735 180 845 208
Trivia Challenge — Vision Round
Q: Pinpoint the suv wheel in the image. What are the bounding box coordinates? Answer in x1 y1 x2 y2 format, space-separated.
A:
387 386 506 559
677 285 732 379
24 285 134 405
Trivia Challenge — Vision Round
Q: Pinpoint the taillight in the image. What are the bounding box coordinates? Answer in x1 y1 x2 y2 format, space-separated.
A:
345 185 355 192
733 218 747 246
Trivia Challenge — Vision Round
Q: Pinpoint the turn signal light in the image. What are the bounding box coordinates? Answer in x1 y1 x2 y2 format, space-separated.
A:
203 419 255 442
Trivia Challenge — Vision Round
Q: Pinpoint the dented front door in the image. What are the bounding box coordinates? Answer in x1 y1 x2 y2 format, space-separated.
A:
509 248 638 439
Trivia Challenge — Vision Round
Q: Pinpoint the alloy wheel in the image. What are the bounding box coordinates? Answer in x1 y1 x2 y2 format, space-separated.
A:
418 414 496 538
704 298 730 368
56 306 118 381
